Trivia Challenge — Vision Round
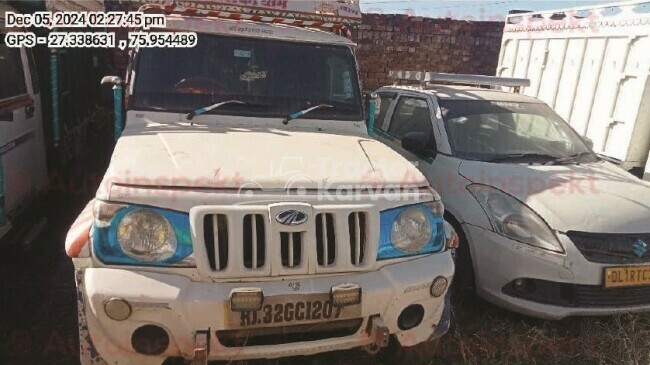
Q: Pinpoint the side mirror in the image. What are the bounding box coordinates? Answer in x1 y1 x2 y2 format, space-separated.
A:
101 76 123 87
581 135 594 150
402 131 434 156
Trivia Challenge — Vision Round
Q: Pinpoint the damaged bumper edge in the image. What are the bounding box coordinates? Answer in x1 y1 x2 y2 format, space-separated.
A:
76 269 109 365
466 224 650 320
75 252 454 365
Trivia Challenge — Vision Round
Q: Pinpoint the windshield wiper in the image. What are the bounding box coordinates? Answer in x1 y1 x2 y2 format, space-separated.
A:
545 151 594 165
186 100 246 121
486 152 561 163
283 104 333 125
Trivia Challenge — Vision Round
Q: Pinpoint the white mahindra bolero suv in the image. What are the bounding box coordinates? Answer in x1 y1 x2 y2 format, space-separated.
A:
64 4 456 365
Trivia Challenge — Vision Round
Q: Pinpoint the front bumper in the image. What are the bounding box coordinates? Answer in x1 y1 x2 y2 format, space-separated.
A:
466 224 650 320
75 252 454 365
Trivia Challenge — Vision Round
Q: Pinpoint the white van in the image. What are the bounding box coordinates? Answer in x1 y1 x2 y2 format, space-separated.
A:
497 1 650 178
0 4 49 241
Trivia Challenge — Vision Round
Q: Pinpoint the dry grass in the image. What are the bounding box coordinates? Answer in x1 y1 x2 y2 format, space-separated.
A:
434 293 650 365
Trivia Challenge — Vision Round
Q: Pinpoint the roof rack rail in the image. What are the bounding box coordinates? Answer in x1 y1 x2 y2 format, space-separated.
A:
389 71 531 88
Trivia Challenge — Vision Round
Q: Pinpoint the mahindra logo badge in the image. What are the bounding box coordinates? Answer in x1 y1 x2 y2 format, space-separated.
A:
276 210 308 226
633 239 648 258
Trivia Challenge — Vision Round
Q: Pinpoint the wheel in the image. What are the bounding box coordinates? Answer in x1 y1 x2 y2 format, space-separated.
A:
378 337 440 365
444 214 475 295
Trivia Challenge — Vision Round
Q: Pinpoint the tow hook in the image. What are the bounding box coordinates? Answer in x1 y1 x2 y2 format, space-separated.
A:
364 316 390 354
191 331 210 365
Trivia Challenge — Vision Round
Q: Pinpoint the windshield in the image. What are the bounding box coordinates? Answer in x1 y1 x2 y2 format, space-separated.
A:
439 100 597 163
132 34 362 121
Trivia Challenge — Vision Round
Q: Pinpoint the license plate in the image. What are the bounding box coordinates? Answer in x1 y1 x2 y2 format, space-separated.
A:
225 293 361 329
604 265 650 288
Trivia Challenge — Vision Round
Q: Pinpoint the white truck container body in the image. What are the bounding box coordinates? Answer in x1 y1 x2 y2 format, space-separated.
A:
0 4 48 240
497 1 650 178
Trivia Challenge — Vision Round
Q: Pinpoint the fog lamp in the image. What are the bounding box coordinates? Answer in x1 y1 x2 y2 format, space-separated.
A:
513 278 536 294
331 283 362 307
398 304 424 331
131 325 169 355
430 276 448 297
104 298 132 321
230 288 264 312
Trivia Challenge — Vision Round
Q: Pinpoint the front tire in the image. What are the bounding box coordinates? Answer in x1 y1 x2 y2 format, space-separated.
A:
378 337 440 365
444 214 475 294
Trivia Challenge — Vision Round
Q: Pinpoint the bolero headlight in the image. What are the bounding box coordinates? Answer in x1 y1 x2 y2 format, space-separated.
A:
93 201 194 266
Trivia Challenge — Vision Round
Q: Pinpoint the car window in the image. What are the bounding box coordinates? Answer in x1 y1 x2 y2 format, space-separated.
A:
387 97 433 140
514 113 563 140
439 100 595 162
132 34 362 120
375 92 396 131
0 38 27 101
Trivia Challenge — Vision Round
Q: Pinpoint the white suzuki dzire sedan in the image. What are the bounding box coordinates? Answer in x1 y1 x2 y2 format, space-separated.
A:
374 72 650 320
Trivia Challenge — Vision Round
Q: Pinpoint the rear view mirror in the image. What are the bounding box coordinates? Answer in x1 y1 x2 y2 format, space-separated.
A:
402 132 435 156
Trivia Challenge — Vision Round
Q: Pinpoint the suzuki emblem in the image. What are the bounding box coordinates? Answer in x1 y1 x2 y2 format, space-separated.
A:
275 210 308 226
633 239 648 258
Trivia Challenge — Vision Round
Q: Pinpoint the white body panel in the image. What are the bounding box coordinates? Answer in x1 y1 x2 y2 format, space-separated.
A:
375 84 650 319
0 5 48 239
457 160 650 234
466 225 650 319
104 111 427 191
76 253 453 364
497 1 650 173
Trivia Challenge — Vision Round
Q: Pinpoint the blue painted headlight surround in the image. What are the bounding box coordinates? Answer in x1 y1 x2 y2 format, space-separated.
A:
93 205 193 266
378 204 445 260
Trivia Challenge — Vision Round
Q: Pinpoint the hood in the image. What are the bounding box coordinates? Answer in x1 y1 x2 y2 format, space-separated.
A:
105 125 427 192
458 160 650 234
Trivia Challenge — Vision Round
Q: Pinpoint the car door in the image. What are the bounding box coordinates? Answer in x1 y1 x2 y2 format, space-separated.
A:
375 93 438 165
373 92 469 218
0 37 47 219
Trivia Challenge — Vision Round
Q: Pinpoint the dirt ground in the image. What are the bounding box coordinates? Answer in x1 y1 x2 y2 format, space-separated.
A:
0 190 84 365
